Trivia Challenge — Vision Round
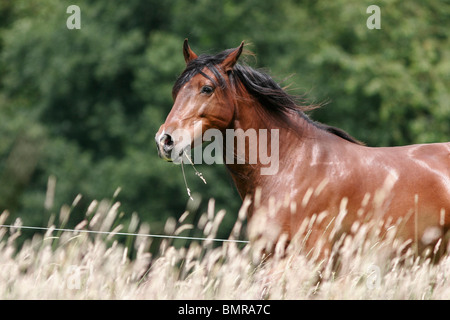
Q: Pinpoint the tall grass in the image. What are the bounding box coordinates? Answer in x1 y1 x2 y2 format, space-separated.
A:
0 195 449 299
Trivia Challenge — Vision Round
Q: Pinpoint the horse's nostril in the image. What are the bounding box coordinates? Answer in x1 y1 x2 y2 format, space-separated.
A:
163 135 173 146
160 133 174 152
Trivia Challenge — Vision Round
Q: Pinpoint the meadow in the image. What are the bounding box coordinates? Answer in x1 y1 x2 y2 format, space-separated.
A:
1 194 449 300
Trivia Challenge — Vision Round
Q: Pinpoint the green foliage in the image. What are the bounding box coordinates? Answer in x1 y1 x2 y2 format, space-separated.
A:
0 0 448 237
280 0 450 146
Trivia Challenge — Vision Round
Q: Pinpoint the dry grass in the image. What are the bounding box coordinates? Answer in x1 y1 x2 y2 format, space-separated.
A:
0 195 449 300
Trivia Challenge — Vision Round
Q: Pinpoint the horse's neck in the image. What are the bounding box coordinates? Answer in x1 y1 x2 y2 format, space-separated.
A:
224 99 318 199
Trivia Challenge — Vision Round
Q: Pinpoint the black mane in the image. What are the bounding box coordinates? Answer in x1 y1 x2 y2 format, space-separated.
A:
172 49 233 99
172 49 363 145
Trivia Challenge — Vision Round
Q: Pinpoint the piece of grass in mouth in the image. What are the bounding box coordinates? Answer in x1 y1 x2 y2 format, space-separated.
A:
181 149 207 200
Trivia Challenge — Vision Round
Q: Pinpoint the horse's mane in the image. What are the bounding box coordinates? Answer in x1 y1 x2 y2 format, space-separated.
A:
173 49 364 145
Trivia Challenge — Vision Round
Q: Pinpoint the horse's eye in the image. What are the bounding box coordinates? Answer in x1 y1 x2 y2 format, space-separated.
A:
200 85 214 95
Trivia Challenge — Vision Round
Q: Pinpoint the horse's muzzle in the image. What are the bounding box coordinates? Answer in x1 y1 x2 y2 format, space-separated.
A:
155 133 174 161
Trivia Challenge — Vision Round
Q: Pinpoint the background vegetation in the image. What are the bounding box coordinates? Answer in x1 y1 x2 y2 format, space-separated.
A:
0 0 448 241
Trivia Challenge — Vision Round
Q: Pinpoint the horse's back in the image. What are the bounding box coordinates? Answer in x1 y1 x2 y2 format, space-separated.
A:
371 141 450 232
370 142 450 179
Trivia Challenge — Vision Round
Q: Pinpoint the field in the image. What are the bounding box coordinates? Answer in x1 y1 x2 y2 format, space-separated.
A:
1 195 449 300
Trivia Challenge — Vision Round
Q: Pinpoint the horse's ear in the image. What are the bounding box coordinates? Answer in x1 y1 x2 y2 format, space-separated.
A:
221 41 244 72
183 38 198 64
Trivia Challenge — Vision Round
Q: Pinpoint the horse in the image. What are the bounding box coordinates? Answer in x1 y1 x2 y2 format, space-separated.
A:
156 40 450 258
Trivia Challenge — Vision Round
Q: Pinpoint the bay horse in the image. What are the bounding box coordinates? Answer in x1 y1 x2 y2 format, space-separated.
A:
156 40 450 258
